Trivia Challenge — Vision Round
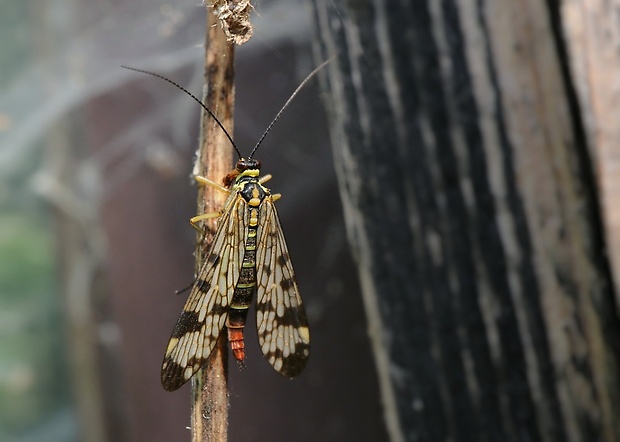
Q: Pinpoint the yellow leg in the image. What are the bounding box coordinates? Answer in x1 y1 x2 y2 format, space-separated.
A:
190 211 222 234
272 193 281 202
195 175 230 194
259 174 272 184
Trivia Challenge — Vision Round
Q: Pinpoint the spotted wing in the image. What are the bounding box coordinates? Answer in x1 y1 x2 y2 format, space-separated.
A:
161 193 248 391
255 197 310 377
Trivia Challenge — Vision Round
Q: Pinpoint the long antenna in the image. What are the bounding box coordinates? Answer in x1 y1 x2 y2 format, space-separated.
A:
121 65 242 159
248 58 332 159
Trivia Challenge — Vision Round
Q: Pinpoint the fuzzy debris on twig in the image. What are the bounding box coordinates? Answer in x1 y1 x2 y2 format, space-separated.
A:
207 0 253 45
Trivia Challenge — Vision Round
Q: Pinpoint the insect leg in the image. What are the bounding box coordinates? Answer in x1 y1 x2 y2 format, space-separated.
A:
195 175 230 194
259 174 272 184
189 211 222 234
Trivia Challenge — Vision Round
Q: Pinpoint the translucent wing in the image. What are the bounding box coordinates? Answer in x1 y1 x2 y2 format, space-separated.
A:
161 193 248 391
255 197 310 377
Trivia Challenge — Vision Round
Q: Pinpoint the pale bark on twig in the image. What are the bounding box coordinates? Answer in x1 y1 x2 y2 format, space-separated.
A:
190 7 236 442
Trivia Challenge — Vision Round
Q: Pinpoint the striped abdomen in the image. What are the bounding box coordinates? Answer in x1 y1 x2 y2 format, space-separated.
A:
226 189 262 363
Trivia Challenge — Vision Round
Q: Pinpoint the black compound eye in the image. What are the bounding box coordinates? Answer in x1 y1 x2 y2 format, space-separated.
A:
236 158 261 172
235 159 248 172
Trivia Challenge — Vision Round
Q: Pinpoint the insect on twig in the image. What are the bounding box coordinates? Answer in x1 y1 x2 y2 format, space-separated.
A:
122 59 330 391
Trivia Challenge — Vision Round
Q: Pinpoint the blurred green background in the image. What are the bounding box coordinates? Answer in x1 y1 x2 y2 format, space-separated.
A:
1 3 74 442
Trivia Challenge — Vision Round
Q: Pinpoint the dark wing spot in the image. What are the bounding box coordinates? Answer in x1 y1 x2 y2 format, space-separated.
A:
186 356 201 367
280 342 310 377
211 303 228 316
161 360 185 391
276 254 289 266
171 311 202 338
195 278 211 292
280 278 293 290
262 264 272 276
278 307 299 326
207 253 220 265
